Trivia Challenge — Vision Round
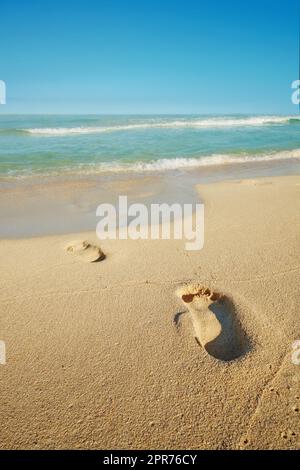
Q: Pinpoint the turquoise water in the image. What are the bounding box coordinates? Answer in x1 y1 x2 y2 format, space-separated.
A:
1 114 300 178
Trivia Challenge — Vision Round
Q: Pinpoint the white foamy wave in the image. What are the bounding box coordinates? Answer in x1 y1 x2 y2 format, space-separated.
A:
69 148 300 174
101 149 300 172
22 116 299 136
2 148 300 180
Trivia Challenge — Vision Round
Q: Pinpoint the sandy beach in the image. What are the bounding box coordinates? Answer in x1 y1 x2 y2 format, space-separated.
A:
0 173 299 450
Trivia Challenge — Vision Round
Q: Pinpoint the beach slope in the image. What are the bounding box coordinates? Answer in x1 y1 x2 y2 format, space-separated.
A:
0 175 299 449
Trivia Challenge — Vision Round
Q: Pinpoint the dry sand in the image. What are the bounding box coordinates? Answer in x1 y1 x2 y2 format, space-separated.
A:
0 174 300 449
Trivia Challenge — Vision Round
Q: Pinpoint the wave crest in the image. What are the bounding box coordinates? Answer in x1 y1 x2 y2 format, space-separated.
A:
95 148 300 173
4 148 299 179
21 116 299 136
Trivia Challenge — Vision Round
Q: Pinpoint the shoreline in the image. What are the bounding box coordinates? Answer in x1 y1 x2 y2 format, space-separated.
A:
1 152 300 186
1 157 300 239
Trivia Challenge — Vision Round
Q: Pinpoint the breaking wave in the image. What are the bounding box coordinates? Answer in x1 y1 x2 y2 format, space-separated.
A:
20 116 300 136
3 148 300 179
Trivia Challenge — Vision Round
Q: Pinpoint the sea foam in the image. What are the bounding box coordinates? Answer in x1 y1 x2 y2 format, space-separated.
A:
22 116 299 136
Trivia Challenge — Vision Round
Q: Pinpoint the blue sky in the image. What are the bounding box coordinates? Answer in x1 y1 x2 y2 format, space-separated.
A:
1 0 299 114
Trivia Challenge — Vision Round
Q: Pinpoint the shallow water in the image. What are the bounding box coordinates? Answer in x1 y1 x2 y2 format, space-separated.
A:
1 114 300 179
0 156 300 239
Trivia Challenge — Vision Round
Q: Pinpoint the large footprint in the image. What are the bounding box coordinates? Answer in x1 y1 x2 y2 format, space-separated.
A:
177 284 249 361
65 240 105 263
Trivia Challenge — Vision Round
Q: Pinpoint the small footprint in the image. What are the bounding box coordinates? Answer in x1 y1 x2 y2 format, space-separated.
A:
176 284 249 361
65 240 105 263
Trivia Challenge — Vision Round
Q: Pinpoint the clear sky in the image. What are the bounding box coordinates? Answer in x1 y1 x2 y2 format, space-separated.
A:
1 0 299 114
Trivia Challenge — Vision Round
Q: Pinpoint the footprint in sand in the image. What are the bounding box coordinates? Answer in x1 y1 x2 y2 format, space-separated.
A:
65 240 105 263
176 284 249 361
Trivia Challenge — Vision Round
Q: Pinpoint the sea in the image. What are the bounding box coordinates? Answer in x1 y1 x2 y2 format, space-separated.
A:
1 114 300 180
